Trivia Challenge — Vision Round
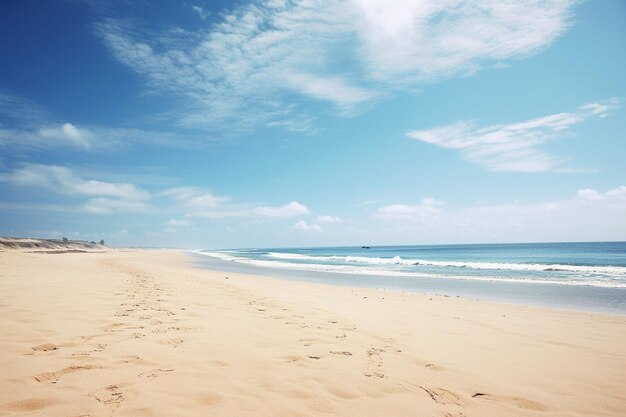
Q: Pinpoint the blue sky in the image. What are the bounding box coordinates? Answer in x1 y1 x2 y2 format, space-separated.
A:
0 0 625 248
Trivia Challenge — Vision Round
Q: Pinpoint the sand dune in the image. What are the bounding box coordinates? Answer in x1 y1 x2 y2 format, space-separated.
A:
0 249 624 416
0 237 105 252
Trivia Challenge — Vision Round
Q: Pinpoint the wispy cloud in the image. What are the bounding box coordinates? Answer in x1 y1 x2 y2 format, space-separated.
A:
143 177 315 222
84 197 148 214
160 185 310 220
0 164 314 220
377 197 444 221
166 218 192 227
251 201 310 219
577 185 626 202
0 88 227 153
294 214 342 232
315 215 341 223
372 186 626 243
1 122 97 151
94 0 575 131
164 217 193 233
406 99 619 172
1 117 213 153
161 187 231 209
0 163 150 213
190 5 210 20
0 89 48 127
293 220 322 232
192 201 311 220
38 123 96 149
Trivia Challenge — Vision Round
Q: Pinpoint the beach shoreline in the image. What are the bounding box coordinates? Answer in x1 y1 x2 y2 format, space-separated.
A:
192 250 626 315
1 248 625 416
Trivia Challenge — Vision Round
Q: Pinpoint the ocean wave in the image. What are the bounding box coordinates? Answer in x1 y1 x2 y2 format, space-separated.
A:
265 252 626 276
197 251 626 288
266 252 410 264
195 251 238 262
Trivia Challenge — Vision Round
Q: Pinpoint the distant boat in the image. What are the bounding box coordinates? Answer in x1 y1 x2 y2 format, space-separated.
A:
361 246 371 249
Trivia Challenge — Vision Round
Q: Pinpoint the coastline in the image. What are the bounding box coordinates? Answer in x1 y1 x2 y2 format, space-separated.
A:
1 248 625 416
193 251 626 315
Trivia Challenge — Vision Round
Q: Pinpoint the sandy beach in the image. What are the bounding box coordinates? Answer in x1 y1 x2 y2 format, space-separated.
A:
1 248 625 417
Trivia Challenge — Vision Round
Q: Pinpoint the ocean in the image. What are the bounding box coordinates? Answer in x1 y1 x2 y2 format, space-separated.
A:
193 241 626 314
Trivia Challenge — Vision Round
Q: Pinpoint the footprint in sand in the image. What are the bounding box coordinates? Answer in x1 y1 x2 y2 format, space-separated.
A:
471 393 548 411
34 364 100 383
365 346 386 378
92 343 107 352
364 371 385 379
151 328 169 334
32 343 58 352
420 386 460 405
162 337 183 347
139 368 175 378
424 363 445 371
91 384 125 406
169 325 195 331
116 355 155 366
70 352 92 358
102 323 126 332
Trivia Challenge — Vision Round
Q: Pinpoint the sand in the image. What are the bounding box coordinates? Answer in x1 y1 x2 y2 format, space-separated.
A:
0 249 625 416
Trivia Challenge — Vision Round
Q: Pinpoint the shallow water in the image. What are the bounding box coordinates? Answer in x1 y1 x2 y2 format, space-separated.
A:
193 242 626 314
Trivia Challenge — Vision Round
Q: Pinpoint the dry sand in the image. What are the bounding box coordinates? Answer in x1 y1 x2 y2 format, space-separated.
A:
0 249 625 416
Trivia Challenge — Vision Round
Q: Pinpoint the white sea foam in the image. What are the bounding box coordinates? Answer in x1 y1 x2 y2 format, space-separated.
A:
198 251 626 288
265 252 626 276
197 251 239 262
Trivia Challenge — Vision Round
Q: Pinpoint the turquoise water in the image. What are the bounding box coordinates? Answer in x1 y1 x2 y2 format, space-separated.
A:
194 242 626 314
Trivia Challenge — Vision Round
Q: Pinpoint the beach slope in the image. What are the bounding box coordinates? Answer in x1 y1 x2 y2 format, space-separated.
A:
1 249 625 416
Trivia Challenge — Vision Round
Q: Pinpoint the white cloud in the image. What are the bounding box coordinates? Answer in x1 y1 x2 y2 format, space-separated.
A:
160 187 207 201
353 0 574 84
406 99 619 172
0 122 99 151
160 187 232 218
95 0 575 131
184 200 311 220
577 186 626 202
84 197 148 214
0 89 48 127
284 73 380 116
371 187 626 243
191 5 210 20
164 218 193 233
315 215 342 223
377 197 444 221
186 193 230 209
0 164 150 214
38 123 95 149
0 89 216 152
160 186 310 220
0 164 149 200
0 163 311 224
166 218 192 227
251 201 310 218
293 220 322 232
